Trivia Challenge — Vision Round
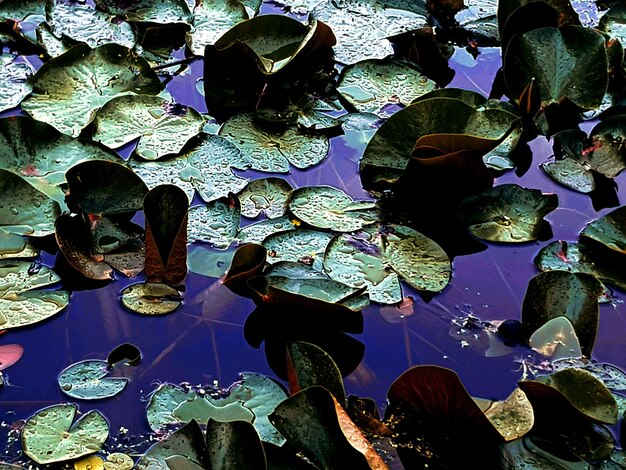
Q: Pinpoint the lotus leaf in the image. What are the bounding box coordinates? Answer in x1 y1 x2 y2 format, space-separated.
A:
263 229 334 272
458 184 558 243
324 225 451 304
185 0 249 56
287 341 346 404
238 178 293 219
205 419 267 469
269 386 385 469
521 271 604 357
129 133 250 203
289 186 378 232
503 26 608 111
92 95 205 161
188 196 240 248
580 205 626 255
237 216 295 244
94 0 193 24
520 368 618 424
220 113 330 173
0 260 69 330
0 169 60 237
0 116 121 202
104 453 134 470
187 245 237 278
120 282 182 315
0 54 32 113
136 421 206 470
22 44 163 137
338 60 436 116
360 97 518 189
58 360 128 400
46 0 136 49
21 404 109 465
0 231 39 259
586 115 626 179
311 0 427 64
528 316 583 360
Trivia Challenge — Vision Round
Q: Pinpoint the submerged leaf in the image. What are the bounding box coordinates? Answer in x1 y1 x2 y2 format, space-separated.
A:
58 360 128 400
0 54 33 113
580 206 626 255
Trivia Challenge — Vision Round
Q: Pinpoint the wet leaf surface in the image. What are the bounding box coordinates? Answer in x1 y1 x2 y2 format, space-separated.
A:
94 0 193 24
58 360 128 400
263 229 334 272
0 54 33 112
0 231 39 259
580 205 626 255
586 115 626 179
136 420 206 470
188 196 240 248
236 216 295 244
238 178 293 219
528 316 583 361
120 282 182 315
185 0 248 56
205 419 267 469
187 245 237 278
481 388 534 442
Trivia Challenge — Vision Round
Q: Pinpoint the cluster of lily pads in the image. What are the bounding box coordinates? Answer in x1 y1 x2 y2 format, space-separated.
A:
0 0 625 468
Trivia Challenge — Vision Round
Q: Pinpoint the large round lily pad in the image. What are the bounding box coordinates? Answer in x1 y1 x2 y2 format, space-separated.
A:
58 360 128 400
22 44 163 137
0 54 33 113
237 216 295 244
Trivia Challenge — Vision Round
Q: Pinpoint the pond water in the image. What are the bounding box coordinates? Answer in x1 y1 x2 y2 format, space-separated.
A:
0 3 625 468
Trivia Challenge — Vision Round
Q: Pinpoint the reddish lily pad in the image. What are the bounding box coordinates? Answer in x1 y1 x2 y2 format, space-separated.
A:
0 344 23 371
580 206 626 255
223 243 267 298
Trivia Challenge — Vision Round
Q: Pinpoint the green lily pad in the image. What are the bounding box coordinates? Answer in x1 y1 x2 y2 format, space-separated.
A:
46 0 136 49
21 404 109 465
338 59 436 116
220 113 330 173
311 0 427 64
58 360 128 400
0 0 45 21
0 116 121 203
521 271 604 357
289 186 377 232
503 26 608 110
136 421 206 470
92 95 205 161
188 245 238 278
586 115 626 179
0 54 33 112
185 0 249 56
480 388 534 442
237 216 295 244
188 196 240 248
0 260 69 330
22 44 163 137
541 155 596 193
458 184 558 243
205 419 267 469
120 282 182 315
94 0 193 24
129 133 250 203
0 230 39 259
552 359 626 392
529 316 583 360
324 225 451 304
263 229 334 272
599 2 626 44
0 169 60 237
36 21 71 58
238 178 293 219
580 206 626 255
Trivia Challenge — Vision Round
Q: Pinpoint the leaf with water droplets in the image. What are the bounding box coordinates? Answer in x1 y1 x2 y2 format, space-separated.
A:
237 216 295 244
187 245 238 278
58 360 128 400
263 229 334 272
220 113 330 172
529 316 582 360
580 205 626 255
188 196 240 248
0 230 39 259
104 453 134 470
185 0 248 56
479 388 534 442
238 178 293 219
0 0 45 21
338 59 436 116
0 54 33 113
458 184 558 243
120 282 182 315
21 44 163 137
94 0 192 24
205 419 267 469
136 420 206 470
21 404 109 465
586 115 626 179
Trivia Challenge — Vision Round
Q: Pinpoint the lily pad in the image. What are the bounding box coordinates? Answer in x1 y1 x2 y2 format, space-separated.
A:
337 59 436 116
503 26 608 110
0 231 39 259
36 21 71 58
521 271 604 357
58 360 128 400
92 95 205 161
458 184 558 243
580 206 626 255
21 44 163 137
0 169 60 237
120 282 182 315
478 388 534 442
205 419 267 469
238 178 293 219
0 0 45 21
289 186 378 232
586 115 626 179
188 245 238 278
236 216 295 244
94 0 193 24
222 243 267 298
263 229 334 272
0 54 33 112
529 316 583 360
136 421 206 470
0 260 69 330
220 113 330 173
188 196 240 248
541 155 596 193
324 225 451 304
185 0 249 56
129 133 250 203
46 0 136 49
0 344 23 371
21 404 109 465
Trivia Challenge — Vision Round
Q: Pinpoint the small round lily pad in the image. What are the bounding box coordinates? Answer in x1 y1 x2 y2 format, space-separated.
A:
120 282 182 315
58 360 128 400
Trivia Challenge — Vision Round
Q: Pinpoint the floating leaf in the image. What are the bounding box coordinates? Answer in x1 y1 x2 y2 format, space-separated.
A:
94 0 193 24
541 155 595 193
521 271 604 357
185 0 249 56
552 359 626 392
74 455 105 470
481 388 534 442
36 21 71 58
236 216 295 244
136 421 206 470
0 54 32 112
263 229 334 272
238 178 293 219
580 206 626 255
129 133 250 203
188 245 238 278
458 184 558 243
188 196 240 248
107 343 141 367
223 243 267 298
289 186 378 232
0 0 46 21
22 44 163 137
21 404 109 465
324 225 451 304
529 316 583 360
120 282 182 315
586 115 626 179
104 453 134 470
0 231 39 259
220 113 330 173
503 26 608 110
58 360 128 400
0 169 60 237
0 344 23 371
337 60 436 116
46 0 136 49
205 419 267 469
92 95 205 161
